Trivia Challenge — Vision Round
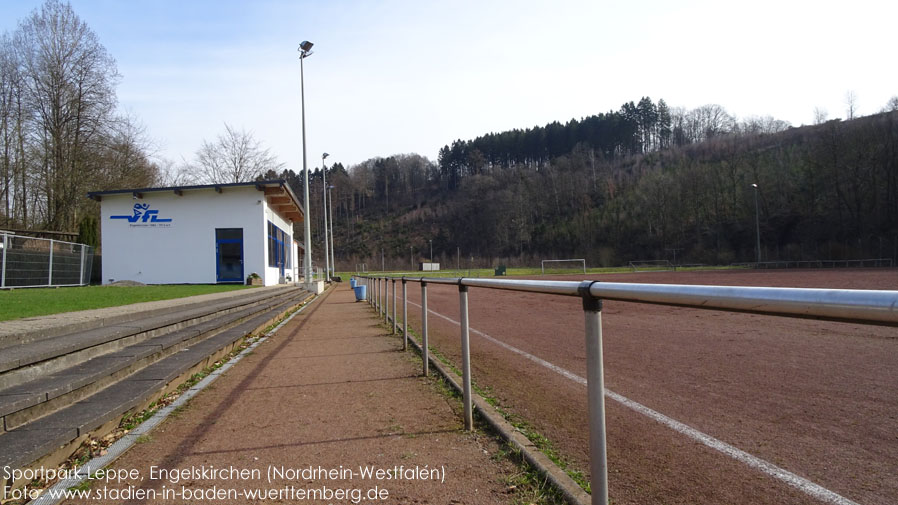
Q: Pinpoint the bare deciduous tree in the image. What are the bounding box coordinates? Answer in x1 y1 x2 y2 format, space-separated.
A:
195 123 283 184
845 90 858 120
13 0 121 229
883 96 898 113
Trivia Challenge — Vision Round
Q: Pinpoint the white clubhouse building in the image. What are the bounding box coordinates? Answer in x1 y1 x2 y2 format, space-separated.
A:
88 181 303 286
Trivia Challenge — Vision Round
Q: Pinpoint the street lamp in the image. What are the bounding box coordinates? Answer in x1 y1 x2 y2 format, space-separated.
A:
328 184 335 277
299 40 314 284
429 239 433 263
322 152 330 280
751 183 761 264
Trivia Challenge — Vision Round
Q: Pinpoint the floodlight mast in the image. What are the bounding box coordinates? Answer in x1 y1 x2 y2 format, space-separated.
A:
299 41 314 284
328 185 336 277
322 152 330 280
752 183 761 264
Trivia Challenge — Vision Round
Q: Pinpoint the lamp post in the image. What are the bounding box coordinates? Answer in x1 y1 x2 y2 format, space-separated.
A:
322 152 330 281
328 184 335 277
299 40 314 284
429 239 433 263
751 183 761 264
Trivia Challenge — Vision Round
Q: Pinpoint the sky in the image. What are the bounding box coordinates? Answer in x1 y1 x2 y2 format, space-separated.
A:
1 0 896 176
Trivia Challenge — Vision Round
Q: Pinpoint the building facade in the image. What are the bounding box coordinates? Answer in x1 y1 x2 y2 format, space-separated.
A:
88 181 303 286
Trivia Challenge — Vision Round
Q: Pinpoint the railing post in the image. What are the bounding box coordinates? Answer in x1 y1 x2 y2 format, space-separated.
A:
421 280 429 376
382 277 388 322
401 278 408 351
48 238 54 286
459 282 473 431
580 281 609 505
391 278 397 334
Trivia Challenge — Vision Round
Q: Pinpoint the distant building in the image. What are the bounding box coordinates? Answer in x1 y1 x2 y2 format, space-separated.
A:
87 181 303 286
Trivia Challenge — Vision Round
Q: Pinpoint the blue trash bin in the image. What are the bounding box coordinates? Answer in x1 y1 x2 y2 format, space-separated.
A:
350 278 357 288
353 284 366 301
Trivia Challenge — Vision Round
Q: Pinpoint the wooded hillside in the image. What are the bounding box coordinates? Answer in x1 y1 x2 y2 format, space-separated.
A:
289 100 898 270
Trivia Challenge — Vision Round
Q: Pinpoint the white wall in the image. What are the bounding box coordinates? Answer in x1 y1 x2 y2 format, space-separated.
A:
100 186 288 285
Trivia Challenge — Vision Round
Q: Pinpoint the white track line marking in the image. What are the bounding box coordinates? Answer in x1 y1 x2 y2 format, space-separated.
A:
406 300 860 505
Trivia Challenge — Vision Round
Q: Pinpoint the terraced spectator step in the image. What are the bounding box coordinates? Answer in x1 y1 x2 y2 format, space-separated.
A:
0 286 314 484
0 286 300 389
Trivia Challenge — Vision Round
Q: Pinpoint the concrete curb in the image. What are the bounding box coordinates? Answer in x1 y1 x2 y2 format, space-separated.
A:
391 318 591 505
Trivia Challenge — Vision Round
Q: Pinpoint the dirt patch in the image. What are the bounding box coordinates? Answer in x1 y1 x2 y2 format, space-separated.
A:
401 269 898 505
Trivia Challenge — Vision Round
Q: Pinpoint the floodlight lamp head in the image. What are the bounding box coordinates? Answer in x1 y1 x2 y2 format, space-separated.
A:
751 183 758 188
299 41 314 58
322 152 329 159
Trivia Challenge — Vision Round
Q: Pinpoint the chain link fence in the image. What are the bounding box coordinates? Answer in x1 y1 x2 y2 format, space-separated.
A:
1 233 94 288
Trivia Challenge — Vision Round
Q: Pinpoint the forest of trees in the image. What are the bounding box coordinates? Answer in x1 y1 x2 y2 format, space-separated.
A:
4 1 897 273
311 100 898 270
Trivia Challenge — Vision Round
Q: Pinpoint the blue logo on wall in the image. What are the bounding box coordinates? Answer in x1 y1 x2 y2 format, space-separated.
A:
111 203 172 225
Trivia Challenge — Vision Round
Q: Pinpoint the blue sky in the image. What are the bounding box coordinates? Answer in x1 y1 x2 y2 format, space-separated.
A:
2 0 896 175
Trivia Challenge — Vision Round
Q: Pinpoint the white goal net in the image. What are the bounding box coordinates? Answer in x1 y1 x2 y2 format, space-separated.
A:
628 259 675 272
541 259 587 274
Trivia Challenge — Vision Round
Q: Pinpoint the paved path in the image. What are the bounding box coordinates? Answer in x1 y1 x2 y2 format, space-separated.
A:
66 284 519 504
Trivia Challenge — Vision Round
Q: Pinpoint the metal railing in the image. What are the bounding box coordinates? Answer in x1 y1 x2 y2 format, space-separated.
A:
1 233 94 289
354 274 898 505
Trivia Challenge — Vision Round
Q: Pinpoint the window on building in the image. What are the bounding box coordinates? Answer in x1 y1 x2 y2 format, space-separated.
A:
268 221 286 268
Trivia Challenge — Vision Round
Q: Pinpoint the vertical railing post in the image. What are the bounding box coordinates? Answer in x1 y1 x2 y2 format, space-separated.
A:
459 282 473 431
421 280 429 376
581 281 608 505
375 278 380 312
48 238 54 286
382 277 388 322
391 278 397 334
1 233 7 289
401 278 408 351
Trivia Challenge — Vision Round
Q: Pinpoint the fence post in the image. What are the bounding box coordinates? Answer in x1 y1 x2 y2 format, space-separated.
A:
421 280 429 377
382 277 388 323
401 278 408 351
391 278 397 334
1 233 7 289
79 245 85 286
580 282 609 505
459 283 473 431
48 238 54 286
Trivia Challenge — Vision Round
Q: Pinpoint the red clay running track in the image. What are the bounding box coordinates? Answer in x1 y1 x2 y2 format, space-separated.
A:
392 269 898 505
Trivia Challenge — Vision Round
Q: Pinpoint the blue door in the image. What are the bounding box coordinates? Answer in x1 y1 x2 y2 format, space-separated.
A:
215 228 244 283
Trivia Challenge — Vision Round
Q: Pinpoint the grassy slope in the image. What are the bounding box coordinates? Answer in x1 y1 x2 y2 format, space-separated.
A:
0 284 253 322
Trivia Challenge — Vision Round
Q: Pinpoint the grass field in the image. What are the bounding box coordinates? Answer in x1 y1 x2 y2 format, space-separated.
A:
0 284 254 322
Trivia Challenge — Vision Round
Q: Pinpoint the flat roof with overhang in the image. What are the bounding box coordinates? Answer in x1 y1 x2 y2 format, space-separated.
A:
87 180 303 223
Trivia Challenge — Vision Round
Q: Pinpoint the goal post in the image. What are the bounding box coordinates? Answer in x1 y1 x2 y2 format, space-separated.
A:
541 258 587 274
628 259 675 272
